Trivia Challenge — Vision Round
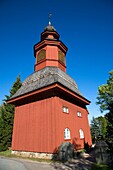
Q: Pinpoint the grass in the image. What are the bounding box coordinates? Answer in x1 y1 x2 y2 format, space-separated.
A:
0 149 11 156
91 163 112 170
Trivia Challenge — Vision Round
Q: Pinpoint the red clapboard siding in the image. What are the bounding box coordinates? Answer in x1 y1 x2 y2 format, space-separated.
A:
12 96 92 153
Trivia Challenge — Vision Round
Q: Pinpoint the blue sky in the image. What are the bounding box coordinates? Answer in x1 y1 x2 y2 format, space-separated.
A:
0 0 113 123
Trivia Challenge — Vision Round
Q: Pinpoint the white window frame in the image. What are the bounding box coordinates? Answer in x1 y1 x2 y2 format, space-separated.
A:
79 129 84 139
64 128 71 139
62 106 69 113
77 111 82 117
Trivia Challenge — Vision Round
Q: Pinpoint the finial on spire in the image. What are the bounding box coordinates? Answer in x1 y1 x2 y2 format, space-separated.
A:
44 13 56 32
48 13 52 25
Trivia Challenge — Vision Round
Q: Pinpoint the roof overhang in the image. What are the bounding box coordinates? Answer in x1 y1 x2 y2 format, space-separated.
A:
34 39 68 57
7 83 90 106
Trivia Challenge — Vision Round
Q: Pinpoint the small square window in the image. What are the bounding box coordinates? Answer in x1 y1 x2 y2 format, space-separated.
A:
77 111 82 117
62 106 69 113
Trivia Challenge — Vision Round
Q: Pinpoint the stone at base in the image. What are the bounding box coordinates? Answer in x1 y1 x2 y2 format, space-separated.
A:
12 150 54 159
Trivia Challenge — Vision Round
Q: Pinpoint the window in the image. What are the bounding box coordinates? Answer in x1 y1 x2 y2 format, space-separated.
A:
37 49 46 63
79 129 84 139
58 51 66 65
62 106 69 113
77 111 82 117
64 128 71 139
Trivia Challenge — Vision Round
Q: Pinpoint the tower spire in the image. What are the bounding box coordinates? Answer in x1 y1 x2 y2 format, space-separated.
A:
44 13 56 32
48 13 52 26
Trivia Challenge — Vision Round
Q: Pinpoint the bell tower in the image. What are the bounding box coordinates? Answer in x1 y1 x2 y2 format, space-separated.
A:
8 18 92 159
34 21 68 72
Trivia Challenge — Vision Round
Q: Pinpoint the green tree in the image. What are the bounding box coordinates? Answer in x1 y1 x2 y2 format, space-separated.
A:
90 117 100 143
90 116 107 142
96 70 113 112
0 106 4 151
105 111 113 138
0 75 22 151
96 70 113 138
96 116 107 139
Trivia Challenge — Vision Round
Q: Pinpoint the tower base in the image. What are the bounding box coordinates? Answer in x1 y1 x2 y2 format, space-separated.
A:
12 150 54 159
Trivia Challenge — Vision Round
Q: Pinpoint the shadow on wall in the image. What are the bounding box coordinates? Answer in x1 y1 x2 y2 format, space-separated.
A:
52 148 58 161
72 137 82 150
84 141 91 153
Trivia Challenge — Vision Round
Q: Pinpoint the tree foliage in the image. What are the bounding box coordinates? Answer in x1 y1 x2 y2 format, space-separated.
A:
90 117 100 142
105 111 113 138
96 70 113 112
96 116 107 139
96 70 113 138
90 116 107 142
0 75 22 151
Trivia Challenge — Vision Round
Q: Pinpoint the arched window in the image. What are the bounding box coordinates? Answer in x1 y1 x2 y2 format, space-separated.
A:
64 128 71 139
79 129 84 139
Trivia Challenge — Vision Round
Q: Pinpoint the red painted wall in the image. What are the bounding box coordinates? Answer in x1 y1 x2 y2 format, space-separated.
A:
12 96 92 153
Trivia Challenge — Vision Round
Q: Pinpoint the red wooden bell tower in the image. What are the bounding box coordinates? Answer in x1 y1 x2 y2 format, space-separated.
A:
8 20 92 159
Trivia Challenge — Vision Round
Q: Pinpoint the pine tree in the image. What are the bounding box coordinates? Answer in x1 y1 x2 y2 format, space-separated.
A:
90 116 107 143
90 117 100 143
0 106 4 151
0 75 22 151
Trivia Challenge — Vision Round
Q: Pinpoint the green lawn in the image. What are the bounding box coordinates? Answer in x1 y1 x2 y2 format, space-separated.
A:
0 149 12 156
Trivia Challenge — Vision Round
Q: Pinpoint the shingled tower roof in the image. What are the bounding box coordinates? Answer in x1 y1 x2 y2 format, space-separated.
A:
10 67 83 99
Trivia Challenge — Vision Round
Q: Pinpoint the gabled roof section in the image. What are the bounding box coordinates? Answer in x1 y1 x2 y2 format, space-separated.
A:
10 67 83 100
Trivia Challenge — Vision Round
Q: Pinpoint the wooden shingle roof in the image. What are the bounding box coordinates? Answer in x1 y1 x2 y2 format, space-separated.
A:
10 67 83 100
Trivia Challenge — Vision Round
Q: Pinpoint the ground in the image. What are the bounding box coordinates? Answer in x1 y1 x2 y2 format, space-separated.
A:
0 151 96 170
